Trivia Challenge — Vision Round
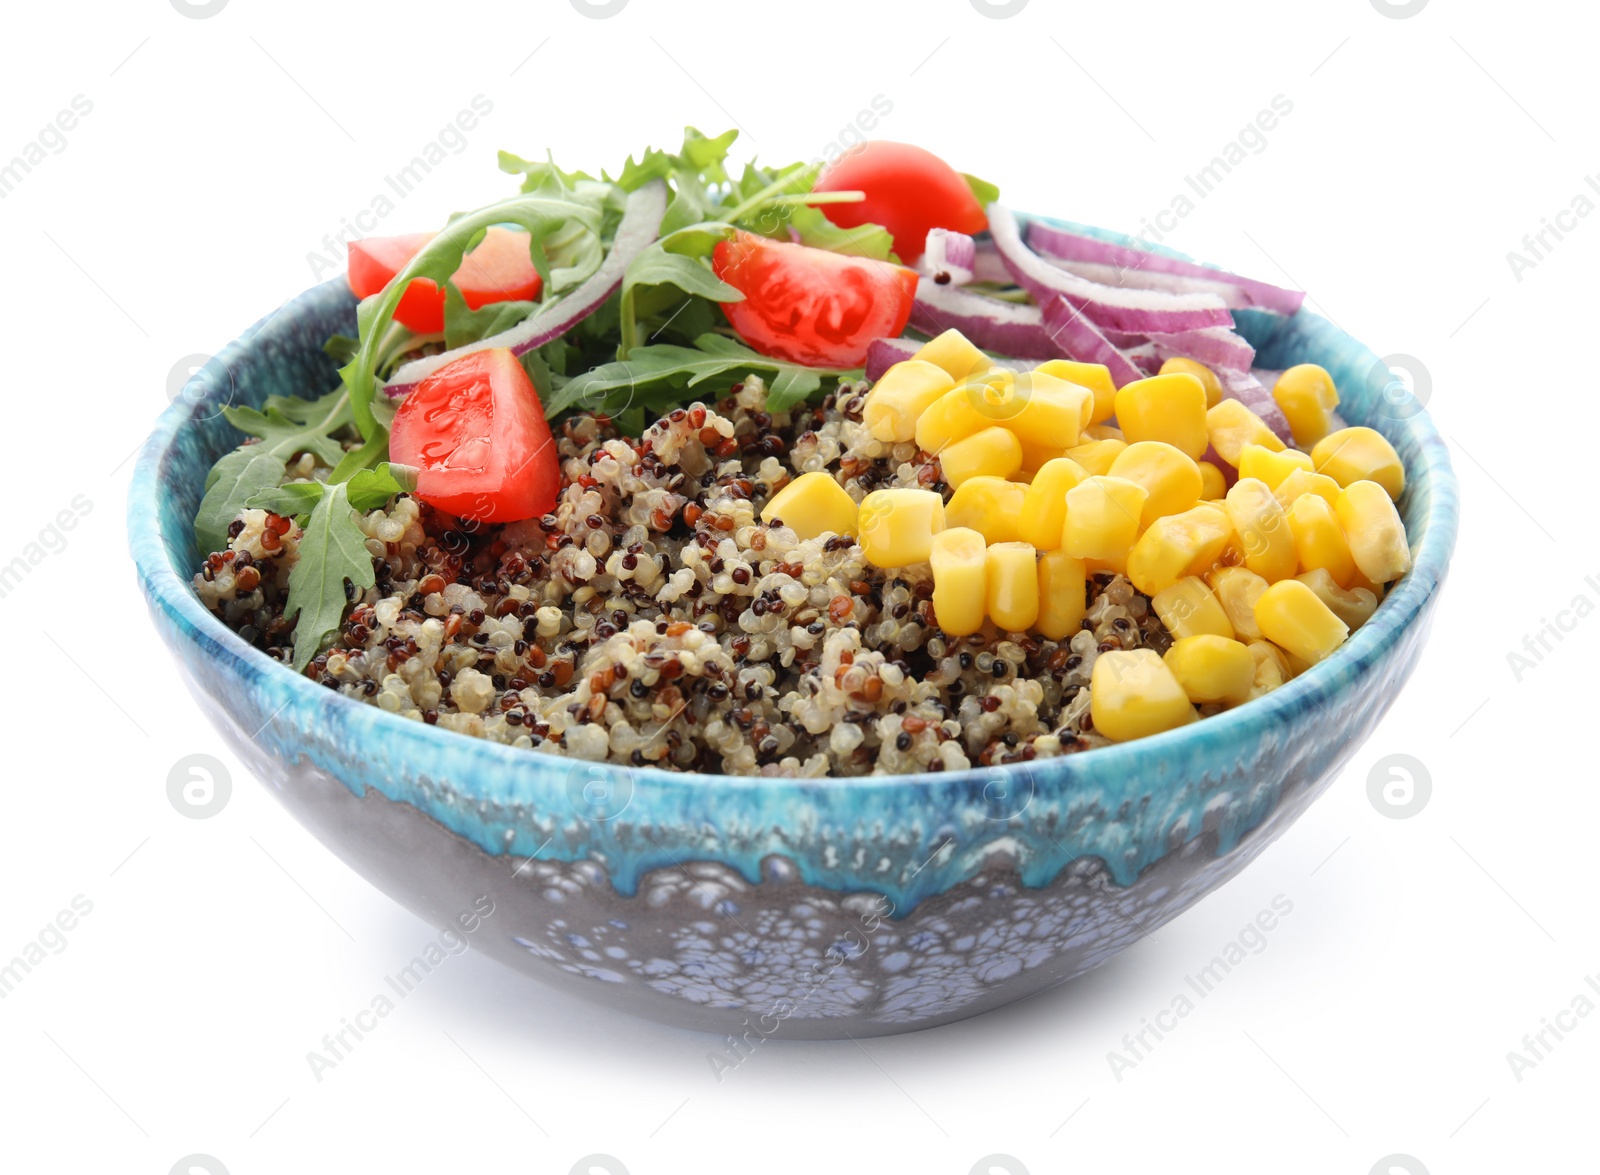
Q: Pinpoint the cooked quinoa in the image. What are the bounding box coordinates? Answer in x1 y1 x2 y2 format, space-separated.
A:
194 375 1187 777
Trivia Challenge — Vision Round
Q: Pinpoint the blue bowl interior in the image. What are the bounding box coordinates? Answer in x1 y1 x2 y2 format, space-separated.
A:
130 221 1458 909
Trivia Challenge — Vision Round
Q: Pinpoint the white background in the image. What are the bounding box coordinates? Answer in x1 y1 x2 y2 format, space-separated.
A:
0 1 1591 1172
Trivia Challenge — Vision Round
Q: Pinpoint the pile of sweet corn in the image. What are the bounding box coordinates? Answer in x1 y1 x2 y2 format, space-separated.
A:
761 331 1412 743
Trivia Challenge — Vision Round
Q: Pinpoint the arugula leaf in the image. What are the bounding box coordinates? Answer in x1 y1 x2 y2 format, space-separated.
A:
328 428 388 484
340 193 604 438
764 366 824 412
346 463 409 511
222 389 352 467
625 247 739 303
195 448 287 553
442 283 537 350
518 347 555 404
962 172 1000 207
549 334 856 418
323 334 360 365
243 462 409 523
786 204 897 260
245 481 325 519
613 146 676 192
285 482 376 671
678 127 739 184
497 149 594 196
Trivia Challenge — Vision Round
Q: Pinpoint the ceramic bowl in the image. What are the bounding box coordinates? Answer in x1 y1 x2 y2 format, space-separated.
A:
130 219 1458 1038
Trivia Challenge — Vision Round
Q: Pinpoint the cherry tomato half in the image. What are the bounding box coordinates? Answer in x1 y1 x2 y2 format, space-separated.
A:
347 227 544 335
389 348 559 524
711 231 918 368
812 141 988 263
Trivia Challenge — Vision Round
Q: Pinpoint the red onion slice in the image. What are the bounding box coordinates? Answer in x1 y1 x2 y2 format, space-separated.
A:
1039 296 1145 387
1217 367 1292 441
989 205 1234 334
1125 343 1163 375
383 180 670 397
910 279 1060 360
1147 327 1256 372
864 337 1032 382
916 229 977 286
1027 220 1306 316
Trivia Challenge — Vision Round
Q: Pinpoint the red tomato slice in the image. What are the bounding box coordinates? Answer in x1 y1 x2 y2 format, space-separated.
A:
711 231 918 368
389 348 559 524
812 141 988 262
346 228 544 335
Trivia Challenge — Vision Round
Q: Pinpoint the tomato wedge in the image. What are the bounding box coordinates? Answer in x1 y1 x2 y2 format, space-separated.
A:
346 228 544 335
711 231 918 368
812 141 988 263
389 348 559 524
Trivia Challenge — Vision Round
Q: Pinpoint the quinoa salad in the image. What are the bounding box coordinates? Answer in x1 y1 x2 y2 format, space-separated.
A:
189 131 1413 778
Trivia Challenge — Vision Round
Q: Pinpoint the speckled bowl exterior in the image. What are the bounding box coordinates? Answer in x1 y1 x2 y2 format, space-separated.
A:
130 218 1458 1037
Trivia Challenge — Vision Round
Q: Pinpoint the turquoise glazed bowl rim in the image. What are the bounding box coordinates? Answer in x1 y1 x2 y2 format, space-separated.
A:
129 214 1458 892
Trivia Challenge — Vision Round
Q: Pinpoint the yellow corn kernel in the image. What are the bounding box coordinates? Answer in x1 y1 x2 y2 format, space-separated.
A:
985 541 1040 632
1246 640 1290 698
1126 503 1234 596
1036 549 1087 639
1018 437 1066 474
1272 468 1342 511
1237 443 1314 492
1062 476 1148 567
1090 649 1196 742
1019 457 1087 550
1272 364 1341 448
1065 438 1127 477
1254 579 1349 665
1164 634 1254 704
939 425 1023 488
1035 358 1117 424
946 476 1027 545
761 472 859 541
1160 356 1224 408
1207 566 1269 641
1152 576 1235 640
1198 460 1228 502
863 360 956 443
1109 441 1203 527
1082 423 1124 442
1296 568 1378 631
1287 493 1356 587
1114 373 1210 459
857 488 945 568
977 371 1090 448
1224 477 1297 583
1335 480 1411 584
914 385 990 456
1312 426 1405 501
929 527 988 637
1350 565 1385 597
1206 399 1285 467
913 329 991 383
